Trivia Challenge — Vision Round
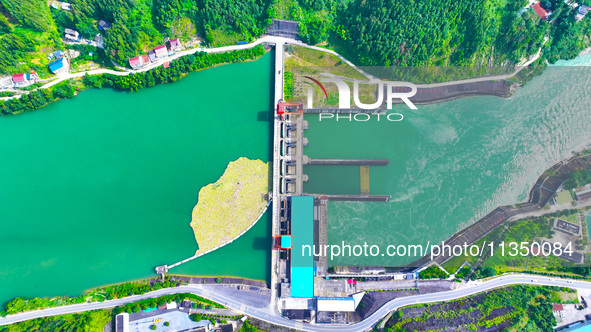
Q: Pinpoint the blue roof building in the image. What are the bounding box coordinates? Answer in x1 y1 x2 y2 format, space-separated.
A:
49 57 67 74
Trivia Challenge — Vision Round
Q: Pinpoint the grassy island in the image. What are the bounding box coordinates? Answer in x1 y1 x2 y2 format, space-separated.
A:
190 158 269 255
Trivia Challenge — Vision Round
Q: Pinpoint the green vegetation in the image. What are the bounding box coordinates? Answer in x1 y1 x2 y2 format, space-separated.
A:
0 0 62 76
112 292 224 315
385 286 561 332
2 0 591 81
3 0 591 78
283 70 292 100
268 0 346 45
190 157 269 254
334 0 542 67
334 0 591 68
285 45 365 80
0 291 229 331
0 309 111 332
198 0 270 46
418 265 448 280
443 208 591 279
564 169 591 189
238 321 266 332
66 44 112 72
454 266 472 279
1 0 54 31
190 313 243 321
1 276 179 316
0 80 80 116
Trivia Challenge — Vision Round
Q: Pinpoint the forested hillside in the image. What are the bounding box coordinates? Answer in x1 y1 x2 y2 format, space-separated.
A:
1 0 590 77
0 0 62 75
0 0 273 74
333 0 589 66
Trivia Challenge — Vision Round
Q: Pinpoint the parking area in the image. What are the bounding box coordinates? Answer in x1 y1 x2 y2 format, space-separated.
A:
129 310 210 332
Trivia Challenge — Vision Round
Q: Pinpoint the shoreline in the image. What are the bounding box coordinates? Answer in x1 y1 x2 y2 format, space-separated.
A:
405 150 591 269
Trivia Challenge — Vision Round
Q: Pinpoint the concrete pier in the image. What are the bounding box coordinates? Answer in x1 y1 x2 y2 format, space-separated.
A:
307 158 389 166
304 108 388 114
322 195 391 202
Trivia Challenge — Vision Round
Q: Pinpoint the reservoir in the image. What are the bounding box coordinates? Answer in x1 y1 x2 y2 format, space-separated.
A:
0 52 273 304
304 64 591 267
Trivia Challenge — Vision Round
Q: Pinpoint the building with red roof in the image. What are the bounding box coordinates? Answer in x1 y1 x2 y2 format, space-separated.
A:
12 73 26 83
154 45 168 58
533 2 549 20
140 54 150 65
129 57 141 69
168 38 181 51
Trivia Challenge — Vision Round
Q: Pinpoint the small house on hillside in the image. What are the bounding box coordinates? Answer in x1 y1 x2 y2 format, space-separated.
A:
129 56 141 69
154 45 168 58
64 28 80 41
61 2 71 11
12 73 27 84
53 50 64 59
576 5 590 20
575 187 591 201
49 57 69 74
129 54 151 69
98 19 112 31
168 38 181 51
148 50 157 62
140 54 150 64
533 2 550 20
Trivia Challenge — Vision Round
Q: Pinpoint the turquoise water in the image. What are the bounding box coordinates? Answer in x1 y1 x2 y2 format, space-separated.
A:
568 323 591 332
304 65 591 266
0 52 273 304
2 46 591 306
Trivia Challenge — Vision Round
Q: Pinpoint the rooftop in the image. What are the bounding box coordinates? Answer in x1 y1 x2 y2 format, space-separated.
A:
290 196 314 298
533 2 549 19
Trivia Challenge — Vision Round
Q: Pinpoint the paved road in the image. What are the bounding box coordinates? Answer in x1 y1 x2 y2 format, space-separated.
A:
1 274 589 331
1 36 300 101
1 33 543 102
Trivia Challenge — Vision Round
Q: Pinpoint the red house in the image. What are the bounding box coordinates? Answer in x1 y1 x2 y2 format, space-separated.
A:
12 73 26 83
154 45 168 58
129 57 141 69
169 38 181 51
533 2 549 20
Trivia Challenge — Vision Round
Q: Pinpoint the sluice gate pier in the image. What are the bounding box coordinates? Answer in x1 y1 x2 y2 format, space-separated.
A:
306 158 389 166
317 195 391 202
303 108 388 114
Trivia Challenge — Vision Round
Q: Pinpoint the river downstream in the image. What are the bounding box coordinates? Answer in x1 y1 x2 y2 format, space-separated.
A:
304 64 591 267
